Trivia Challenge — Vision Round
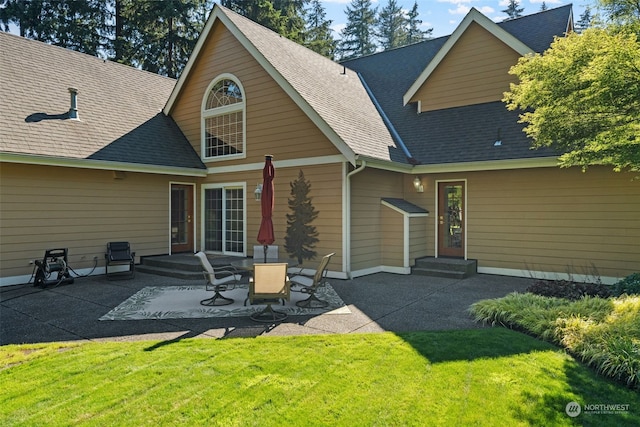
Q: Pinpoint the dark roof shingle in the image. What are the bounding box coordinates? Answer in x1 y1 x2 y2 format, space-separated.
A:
342 5 572 165
0 32 204 171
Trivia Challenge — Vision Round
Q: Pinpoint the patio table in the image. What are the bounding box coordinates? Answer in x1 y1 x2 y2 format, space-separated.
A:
231 258 298 271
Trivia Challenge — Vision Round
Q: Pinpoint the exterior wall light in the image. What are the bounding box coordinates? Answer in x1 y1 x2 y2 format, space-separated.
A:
413 176 424 193
254 183 263 201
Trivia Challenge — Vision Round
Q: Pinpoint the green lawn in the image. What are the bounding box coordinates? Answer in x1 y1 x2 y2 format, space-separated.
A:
1 328 637 426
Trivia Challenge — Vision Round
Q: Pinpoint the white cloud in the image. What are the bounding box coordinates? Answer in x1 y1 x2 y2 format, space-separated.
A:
448 5 471 15
438 0 474 3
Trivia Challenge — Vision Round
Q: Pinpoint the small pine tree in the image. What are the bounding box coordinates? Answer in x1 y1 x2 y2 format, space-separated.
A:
575 7 592 33
502 0 524 21
285 170 319 265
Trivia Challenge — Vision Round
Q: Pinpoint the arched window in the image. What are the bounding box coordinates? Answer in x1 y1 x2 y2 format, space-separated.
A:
201 75 245 160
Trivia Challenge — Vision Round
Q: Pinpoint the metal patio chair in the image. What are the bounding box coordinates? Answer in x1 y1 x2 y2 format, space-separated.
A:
195 251 241 306
289 253 334 308
105 242 135 280
247 263 290 322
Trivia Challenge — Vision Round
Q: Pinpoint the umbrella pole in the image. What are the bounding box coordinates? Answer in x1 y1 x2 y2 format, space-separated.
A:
264 244 268 263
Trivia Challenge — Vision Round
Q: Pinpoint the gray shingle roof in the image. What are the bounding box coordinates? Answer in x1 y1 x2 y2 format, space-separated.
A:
382 198 429 215
0 32 204 171
342 5 572 165
167 4 400 164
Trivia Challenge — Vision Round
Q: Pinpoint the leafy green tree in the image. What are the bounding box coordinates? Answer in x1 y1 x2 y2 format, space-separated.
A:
406 1 432 44
377 0 407 50
303 0 336 58
502 0 524 20
285 170 319 265
599 0 640 27
337 0 377 60
503 28 640 172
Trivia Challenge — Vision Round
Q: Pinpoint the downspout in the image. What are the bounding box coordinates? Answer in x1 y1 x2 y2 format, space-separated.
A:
344 160 366 278
357 73 418 164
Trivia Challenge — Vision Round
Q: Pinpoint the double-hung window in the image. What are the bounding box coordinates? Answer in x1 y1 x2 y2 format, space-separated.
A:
201 74 245 160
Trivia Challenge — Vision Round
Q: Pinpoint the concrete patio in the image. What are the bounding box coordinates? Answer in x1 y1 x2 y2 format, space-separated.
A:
1 271 534 345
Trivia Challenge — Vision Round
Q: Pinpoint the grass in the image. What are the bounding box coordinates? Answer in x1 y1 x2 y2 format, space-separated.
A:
470 293 640 390
1 328 638 426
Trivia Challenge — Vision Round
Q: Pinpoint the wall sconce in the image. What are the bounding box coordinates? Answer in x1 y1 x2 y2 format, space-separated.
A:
254 184 263 201
413 176 424 193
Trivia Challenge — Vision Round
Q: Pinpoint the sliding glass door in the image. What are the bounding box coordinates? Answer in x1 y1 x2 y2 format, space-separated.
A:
203 185 245 255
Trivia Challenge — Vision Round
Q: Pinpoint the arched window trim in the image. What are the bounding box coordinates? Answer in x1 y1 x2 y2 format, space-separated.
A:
201 73 246 162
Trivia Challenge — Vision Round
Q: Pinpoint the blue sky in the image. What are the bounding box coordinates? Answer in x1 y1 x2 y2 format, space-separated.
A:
319 0 591 38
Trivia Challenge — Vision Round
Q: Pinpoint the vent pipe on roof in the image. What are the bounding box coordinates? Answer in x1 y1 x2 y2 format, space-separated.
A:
68 87 79 120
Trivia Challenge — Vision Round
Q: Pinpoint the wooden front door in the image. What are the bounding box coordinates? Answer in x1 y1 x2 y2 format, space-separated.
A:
171 184 194 253
438 181 465 258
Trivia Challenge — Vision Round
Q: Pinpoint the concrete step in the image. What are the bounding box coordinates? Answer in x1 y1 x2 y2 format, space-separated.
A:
136 264 202 280
411 267 468 279
412 257 477 279
138 254 247 280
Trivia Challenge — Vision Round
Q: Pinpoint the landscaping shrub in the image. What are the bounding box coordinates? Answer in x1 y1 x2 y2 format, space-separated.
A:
612 273 640 297
526 279 611 300
469 294 640 390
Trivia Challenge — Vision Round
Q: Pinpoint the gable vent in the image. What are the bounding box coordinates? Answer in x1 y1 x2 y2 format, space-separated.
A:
68 87 79 120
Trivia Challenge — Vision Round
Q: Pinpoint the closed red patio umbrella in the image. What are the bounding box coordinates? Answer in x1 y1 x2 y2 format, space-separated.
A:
257 155 275 262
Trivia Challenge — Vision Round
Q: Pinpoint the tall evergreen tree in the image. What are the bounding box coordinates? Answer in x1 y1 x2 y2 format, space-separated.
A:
303 0 336 58
285 170 319 265
222 0 307 43
502 0 524 20
376 0 407 50
0 0 109 56
575 6 593 33
122 0 209 78
406 1 431 45
338 0 377 60
540 2 548 11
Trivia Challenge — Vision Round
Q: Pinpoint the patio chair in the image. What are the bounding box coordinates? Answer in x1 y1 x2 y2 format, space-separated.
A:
247 263 290 322
105 242 135 280
195 251 242 306
289 253 334 308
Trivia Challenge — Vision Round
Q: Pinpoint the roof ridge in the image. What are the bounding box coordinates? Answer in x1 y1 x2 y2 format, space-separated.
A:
0 31 176 83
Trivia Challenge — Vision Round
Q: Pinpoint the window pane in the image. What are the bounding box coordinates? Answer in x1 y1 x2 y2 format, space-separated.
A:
206 79 243 109
204 189 222 251
204 187 244 254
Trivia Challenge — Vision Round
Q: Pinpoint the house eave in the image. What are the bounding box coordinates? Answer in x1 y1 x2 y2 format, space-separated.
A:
0 152 207 177
413 157 560 174
355 155 560 174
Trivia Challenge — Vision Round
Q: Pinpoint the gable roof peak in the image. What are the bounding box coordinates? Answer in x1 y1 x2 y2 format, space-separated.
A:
402 7 533 106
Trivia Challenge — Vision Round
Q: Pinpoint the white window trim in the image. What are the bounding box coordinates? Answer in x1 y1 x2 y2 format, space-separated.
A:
200 182 247 256
201 73 247 162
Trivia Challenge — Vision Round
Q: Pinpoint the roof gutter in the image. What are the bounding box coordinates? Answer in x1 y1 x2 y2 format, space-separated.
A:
357 72 418 165
0 152 208 177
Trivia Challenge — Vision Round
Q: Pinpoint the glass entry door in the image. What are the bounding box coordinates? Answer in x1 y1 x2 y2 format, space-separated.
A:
171 184 194 253
203 186 244 255
438 181 465 258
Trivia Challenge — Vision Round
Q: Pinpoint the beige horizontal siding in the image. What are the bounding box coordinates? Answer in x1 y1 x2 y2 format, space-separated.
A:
198 163 343 270
411 22 520 112
350 168 405 271
170 22 340 166
0 163 193 278
427 167 640 279
381 207 404 266
409 216 429 265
